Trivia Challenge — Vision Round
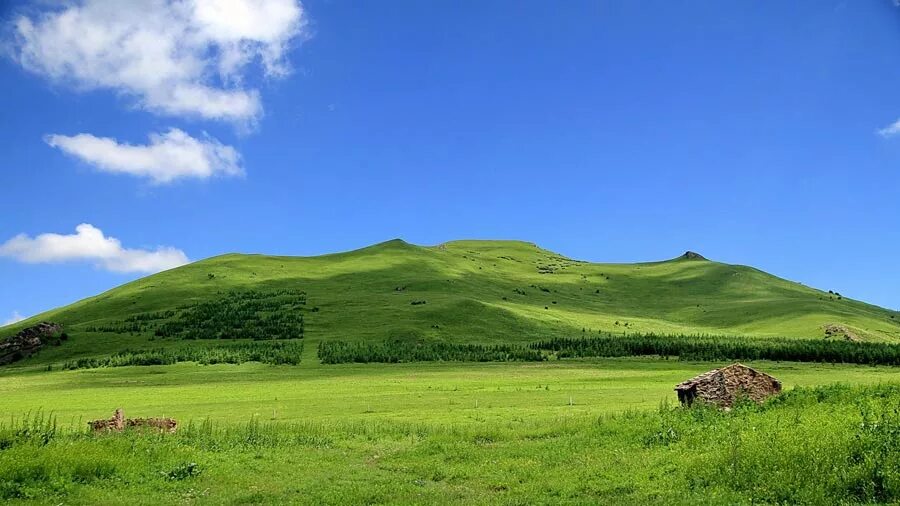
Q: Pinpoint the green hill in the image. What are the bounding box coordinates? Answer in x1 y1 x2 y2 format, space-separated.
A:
3 239 899 365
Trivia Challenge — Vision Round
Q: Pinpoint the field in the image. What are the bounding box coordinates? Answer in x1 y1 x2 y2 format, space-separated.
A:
2 359 900 504
2 359 900 426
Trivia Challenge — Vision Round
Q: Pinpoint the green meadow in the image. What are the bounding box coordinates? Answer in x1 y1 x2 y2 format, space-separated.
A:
2 359 900 426
1 360 900 504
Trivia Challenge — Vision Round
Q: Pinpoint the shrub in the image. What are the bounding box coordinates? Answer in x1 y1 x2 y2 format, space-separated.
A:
164 462 202 481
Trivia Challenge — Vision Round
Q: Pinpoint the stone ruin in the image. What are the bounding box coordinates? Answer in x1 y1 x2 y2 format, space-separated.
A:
674 363 781 408
0 321 62 365
89 408 178 434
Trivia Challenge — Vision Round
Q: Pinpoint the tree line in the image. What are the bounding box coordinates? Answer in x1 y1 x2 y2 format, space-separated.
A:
59 332 900 369
317 333 900 366
60 341 303 370
532 333 900 365
318 339 544 364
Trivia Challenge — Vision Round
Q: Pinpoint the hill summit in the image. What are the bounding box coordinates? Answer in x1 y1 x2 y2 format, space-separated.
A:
681 251 707 261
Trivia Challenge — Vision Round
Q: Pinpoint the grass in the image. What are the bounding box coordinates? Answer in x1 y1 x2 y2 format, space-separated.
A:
2 240 899 370
2 359 899 426
0 368 899 504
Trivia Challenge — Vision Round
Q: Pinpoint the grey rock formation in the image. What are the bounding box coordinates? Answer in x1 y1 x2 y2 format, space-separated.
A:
0 322 62 365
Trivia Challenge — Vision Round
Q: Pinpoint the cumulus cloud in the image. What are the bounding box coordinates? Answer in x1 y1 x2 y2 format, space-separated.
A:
45 128 242 184
13 0 306 123
0 224 189 274
2 311 25 327
877 119 900 138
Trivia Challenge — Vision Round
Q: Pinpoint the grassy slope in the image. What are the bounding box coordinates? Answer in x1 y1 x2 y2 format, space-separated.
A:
3 239 899 366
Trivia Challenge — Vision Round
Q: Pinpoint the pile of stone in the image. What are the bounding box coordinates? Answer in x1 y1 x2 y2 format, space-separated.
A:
0 322 62 365
674 363 781 408
89 409 178 433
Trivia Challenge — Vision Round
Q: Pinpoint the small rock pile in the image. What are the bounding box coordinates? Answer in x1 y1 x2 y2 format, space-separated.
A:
89 408 178 433
0 322 62 365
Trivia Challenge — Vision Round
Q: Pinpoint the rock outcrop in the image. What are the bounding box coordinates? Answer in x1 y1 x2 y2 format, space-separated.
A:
0 322 62 365
823 323 861 342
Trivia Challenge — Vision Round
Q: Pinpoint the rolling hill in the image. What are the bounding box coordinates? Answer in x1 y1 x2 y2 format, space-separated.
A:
3 239 899 366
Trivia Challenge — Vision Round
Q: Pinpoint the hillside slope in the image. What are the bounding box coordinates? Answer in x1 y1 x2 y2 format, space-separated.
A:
3 239 899 364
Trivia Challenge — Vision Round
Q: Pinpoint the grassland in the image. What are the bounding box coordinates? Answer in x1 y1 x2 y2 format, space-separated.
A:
4 359 900 426
1 360 900 504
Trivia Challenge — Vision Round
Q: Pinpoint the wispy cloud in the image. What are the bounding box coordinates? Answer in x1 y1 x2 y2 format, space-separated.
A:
0 224 189 274
877 119 900 138
12 0 307 124
2 311 25 327
45 129 243 184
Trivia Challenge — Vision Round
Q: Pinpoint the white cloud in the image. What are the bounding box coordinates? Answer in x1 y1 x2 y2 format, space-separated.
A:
877 119 900 138
2 311 25 327
13 0 306 124
45 128 242 184
0 224 189 274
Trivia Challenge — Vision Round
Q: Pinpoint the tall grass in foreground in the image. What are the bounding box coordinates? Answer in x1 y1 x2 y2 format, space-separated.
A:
0 384 898 503
61 340 303 370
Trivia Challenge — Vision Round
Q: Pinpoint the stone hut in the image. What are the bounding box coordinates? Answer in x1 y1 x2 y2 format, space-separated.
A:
674 363 781 408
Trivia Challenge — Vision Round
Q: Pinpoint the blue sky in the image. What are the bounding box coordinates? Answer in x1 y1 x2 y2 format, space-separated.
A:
1 0 899 325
